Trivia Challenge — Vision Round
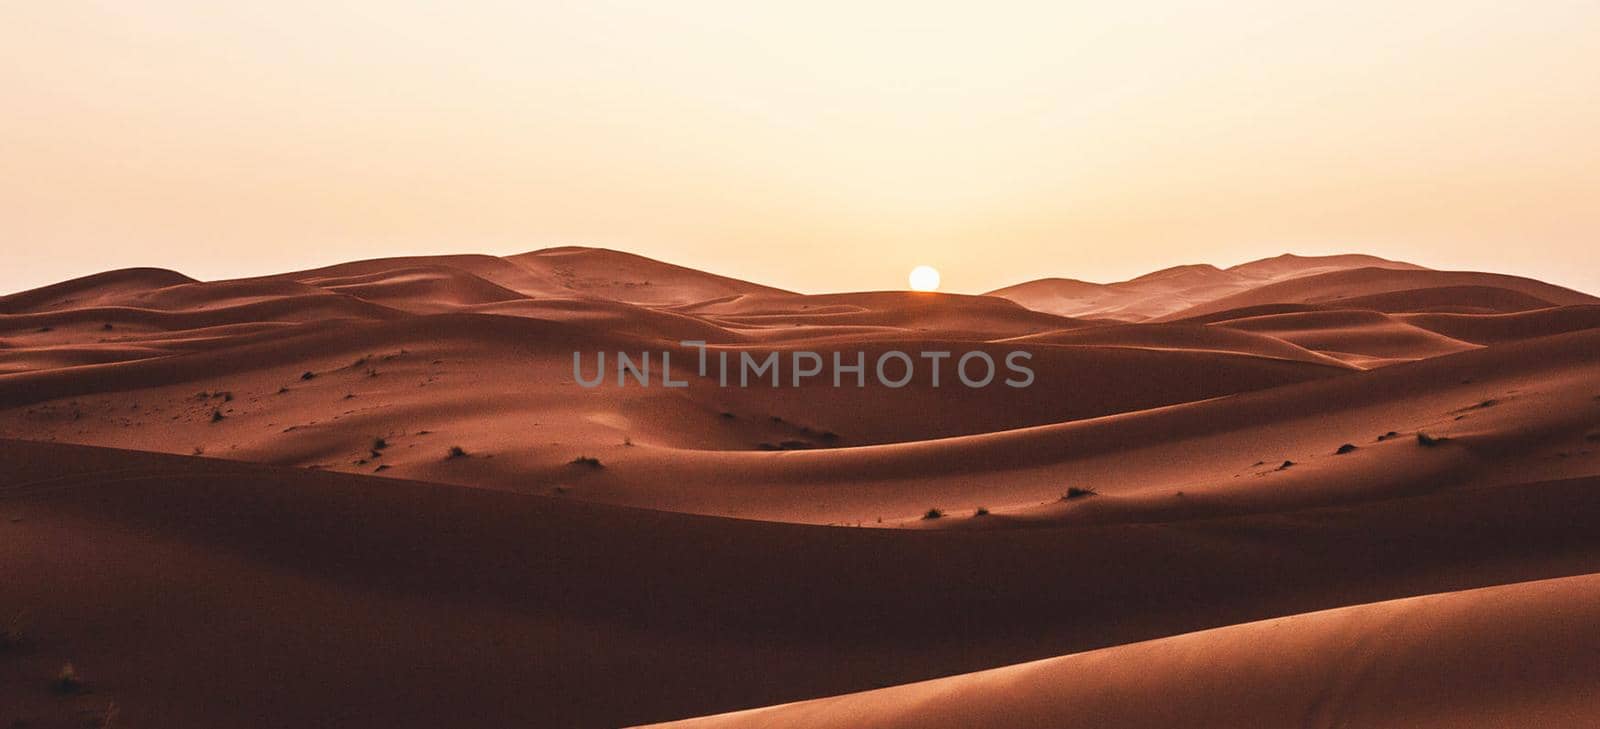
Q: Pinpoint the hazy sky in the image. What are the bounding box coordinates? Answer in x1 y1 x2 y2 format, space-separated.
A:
4 1 1599 295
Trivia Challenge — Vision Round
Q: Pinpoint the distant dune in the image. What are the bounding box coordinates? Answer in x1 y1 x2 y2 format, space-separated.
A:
986 253 1427 321
3 248 1598 727
1156 267 1599 321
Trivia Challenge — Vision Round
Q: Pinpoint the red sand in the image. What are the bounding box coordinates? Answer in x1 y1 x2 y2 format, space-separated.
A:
3 248 1598 727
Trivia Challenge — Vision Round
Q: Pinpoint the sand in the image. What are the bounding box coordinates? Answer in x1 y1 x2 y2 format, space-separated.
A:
2 248 1598 727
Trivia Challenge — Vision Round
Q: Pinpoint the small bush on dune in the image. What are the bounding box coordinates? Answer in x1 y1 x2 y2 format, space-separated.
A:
0 611 24 651
446 445 468 460
923 508 944 520
1336 443 1357 454
973 507 990 517
53 662 82 693
1062 487 1098 500
300 371 316 381
210 409 225 423
569 456 603 468
1417 432 1446 447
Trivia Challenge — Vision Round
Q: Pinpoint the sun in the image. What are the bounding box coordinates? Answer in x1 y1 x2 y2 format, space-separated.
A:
908 265 941 292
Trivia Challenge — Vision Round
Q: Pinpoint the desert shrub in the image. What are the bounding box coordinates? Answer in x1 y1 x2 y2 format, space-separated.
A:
1417 432 1445 447
922 508 944 520
1336 443 1357 454
0 611 23 651
1062 487 1098 500
447 445 468 459
300 371 316 380
210 409 225 423
569 456 603 468
372 437 388 451
973 507 990 517
53 663 82 693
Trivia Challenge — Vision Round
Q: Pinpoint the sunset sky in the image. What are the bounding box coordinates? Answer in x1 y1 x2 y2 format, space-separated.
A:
4 1 1598 295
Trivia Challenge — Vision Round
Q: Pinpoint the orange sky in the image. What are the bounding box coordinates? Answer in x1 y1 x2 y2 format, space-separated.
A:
4 1 1598 295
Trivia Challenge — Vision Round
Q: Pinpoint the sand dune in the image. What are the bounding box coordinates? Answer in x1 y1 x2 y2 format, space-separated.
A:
1211 309 1480 366
5 439 1600 728
509 247 794 305
0 267 197 314
1004 321 1357 368
1399 304 1600 344
987 253 1423 321
1157 267 1599 321
2 248 1598 727
645 573 1600 729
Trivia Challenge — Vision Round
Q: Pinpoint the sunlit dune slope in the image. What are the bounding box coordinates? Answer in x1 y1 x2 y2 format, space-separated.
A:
643 573 1600 729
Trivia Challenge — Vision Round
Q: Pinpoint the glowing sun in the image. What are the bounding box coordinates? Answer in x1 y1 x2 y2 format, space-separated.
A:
908 265 941 292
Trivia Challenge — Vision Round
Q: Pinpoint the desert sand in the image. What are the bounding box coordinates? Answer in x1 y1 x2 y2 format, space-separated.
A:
3 248 1599 727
